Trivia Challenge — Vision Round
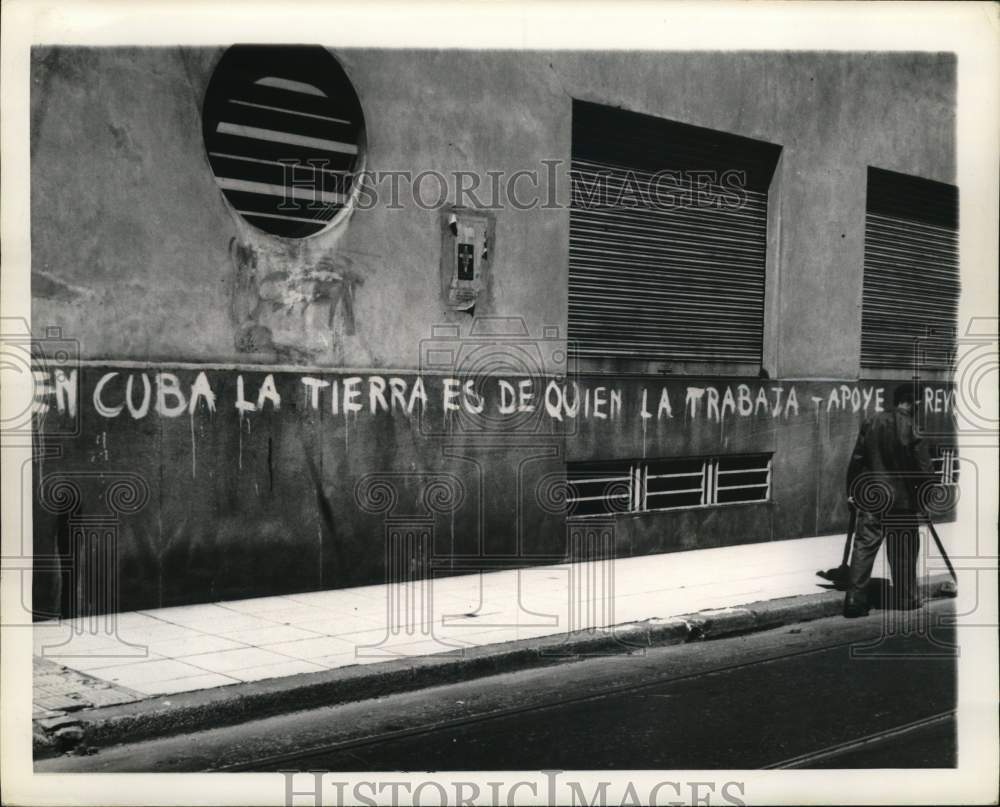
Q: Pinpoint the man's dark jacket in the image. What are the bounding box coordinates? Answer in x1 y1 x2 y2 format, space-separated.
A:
846 407 935 514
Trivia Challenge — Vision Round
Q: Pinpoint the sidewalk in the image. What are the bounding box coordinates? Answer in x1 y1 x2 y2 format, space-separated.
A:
33 527 958 755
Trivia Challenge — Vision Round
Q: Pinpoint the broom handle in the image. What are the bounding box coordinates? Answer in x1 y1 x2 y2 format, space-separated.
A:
841 502 858 568
922 514 959 584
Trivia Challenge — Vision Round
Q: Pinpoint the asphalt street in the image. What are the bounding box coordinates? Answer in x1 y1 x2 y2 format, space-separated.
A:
37 599 957 772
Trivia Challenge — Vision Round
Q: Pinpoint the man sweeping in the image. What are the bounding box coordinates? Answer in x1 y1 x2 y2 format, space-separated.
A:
841 384 936 618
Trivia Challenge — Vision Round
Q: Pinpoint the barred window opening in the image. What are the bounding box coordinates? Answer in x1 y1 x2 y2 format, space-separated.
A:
933 448 960 486
567 454 772 518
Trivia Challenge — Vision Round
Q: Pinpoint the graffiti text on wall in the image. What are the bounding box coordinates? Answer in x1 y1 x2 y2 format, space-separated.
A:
34 371 959 423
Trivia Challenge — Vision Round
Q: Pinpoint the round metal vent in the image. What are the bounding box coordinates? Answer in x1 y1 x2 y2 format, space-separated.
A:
202 45 365 238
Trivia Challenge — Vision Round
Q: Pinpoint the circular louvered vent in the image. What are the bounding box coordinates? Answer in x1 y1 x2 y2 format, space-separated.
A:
202 45 365 238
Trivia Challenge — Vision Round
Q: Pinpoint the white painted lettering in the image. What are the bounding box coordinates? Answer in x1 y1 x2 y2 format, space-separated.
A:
686 387 705 418
771 387 784 417
125 373 151 419
368 376 389 414
155 373 186 417
609 389 622 419
388 377 408 412
592 386 607 419
54 369 77 417
407 377 428 414
640 388 651 420
721 386 737 419
498 380 517 414
706 387 720 422
517 380 535 413
463 380 484 414
188 371 216 415
785 386 799 417
443 378 461 412
545 380 563 422
343 376 362 414
737 384 753 416
301 377 330 410
235 375 257 414
657 387 673 419
94 372 123 418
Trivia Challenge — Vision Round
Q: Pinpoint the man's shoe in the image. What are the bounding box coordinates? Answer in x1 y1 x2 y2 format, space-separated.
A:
843 595 870 618
898 596 924 611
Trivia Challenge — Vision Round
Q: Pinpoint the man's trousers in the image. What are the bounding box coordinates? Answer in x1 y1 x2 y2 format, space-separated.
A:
846 512 921 609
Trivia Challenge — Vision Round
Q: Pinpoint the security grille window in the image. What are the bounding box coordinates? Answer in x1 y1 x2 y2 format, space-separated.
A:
564 460 635 517
933 448 960 486
567 454 772 518
568 100 781 366
202 45 365 238
861 168 959 370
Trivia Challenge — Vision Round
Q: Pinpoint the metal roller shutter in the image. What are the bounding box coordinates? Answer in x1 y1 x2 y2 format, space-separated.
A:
861 167 959 370
568 101 781 364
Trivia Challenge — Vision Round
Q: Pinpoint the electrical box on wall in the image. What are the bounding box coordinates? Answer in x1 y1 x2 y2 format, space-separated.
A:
440 208 493 312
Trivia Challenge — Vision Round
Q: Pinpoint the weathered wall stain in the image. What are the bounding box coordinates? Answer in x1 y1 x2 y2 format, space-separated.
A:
228 238 369 362
32 271 89 303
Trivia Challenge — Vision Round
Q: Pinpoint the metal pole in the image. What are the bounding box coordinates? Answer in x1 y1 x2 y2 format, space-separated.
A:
922 513 959 585
841 503 858 569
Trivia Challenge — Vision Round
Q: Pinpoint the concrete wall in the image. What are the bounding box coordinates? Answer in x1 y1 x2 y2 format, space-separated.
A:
32 48 955 373
30 48 957 615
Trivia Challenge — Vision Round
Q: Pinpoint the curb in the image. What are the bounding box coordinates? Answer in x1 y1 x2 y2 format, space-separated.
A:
34 575 955 758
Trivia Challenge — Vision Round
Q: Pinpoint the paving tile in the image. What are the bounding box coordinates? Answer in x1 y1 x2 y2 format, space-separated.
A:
332 583 391 601
313 652 396 669
108 612 176 629
293 615 384 638
35 693 87 712
215 625 323 646
279 590 376 613
328 626 407 648
55 651 163 672
228 659 327 683
75 686 143 707
180 647 295 673
370 638 468 659
33 706 67 719
439 627 521 647
213 596 302 615
117 623 207 645
144 603 243 627
32 624 71 651
87 658 212 687
333 629 470 658
261 636 356 661
182 614 279 634
150 634 249 659
257 606 344 626
60 611 167 633
36 629 132 654
129 673 239 696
